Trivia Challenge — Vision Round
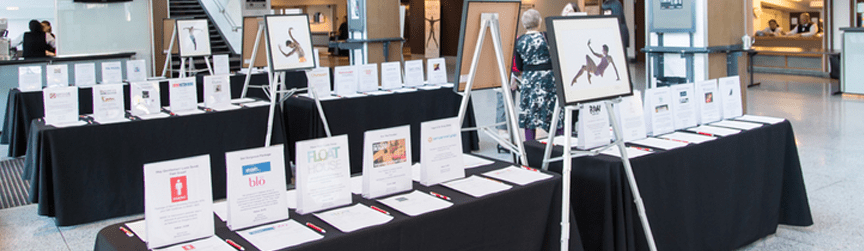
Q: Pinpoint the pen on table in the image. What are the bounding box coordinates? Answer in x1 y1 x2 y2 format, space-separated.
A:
370 205 390 215
429 191 451 201
664 138 689 144
118 226 134 237
521 165 539 172
697 132 716 137
631 146 654 152
482 176 504 184
306 222 327 234
225 239 245 251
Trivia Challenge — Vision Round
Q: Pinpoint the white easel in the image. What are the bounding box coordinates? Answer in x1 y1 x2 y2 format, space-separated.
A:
541 98 658 251
160 24 215 78
456 13 527 165
240 20 332 146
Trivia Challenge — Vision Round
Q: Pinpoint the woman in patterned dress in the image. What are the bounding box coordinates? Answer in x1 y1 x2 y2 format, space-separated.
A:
513 9 562 141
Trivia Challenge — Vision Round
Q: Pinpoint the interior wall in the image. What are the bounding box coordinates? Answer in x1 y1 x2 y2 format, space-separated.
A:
272 0 347 30
307 5 336 32
367 0 402 63
832 0 851 50
153 0 168 75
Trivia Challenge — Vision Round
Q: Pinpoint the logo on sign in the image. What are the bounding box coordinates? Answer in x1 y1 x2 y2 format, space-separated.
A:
170 176 188 203
589 105 601 115
242 162 271 176
172 82 194 88
182 244 196 250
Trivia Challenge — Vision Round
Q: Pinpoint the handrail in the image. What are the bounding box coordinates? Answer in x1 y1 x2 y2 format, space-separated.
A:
213 0 240 32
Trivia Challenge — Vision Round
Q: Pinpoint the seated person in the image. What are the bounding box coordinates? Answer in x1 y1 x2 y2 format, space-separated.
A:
786 13 818 37
756 19 785 36
22 20 54 58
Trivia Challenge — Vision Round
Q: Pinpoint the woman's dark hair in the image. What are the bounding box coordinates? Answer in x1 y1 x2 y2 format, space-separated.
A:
570 3 580 12
28 20 42 33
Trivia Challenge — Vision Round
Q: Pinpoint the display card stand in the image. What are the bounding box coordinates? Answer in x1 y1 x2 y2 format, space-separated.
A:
241 20 332 146
160 24 215 78
456 13 527 165
540 98 658 251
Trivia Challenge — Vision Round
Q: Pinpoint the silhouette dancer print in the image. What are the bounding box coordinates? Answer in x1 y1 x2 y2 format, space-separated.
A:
572 39 620 85
278 28 307 63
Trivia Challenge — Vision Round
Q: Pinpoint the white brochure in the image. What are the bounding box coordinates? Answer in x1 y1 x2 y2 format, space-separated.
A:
212 54 231 75
630 137 687 150
351 175 363 194
126 59 147 82
314 204 393 233
419 117 465 186
74 63 97 87
614 91 647 142
18 66 42 92
696 79 721 124
599 146 653 159
644 87 674 136
578 101 611 149
236 220 323 250
143 155 214 249
42 86 80 126
334 65 359 96
686 125 741 137
125 220 148 242
101 61 123 83
295 135 353 214
225 145 290 231
710 120 763 131
306 67 332 98
539 136 580 148
658 131 715 144
719 76 743 119
463 154 494 169
130 81 163 116
403 59 425 87
380 62 403 90
203 75 238 110
362 125 413 199
377 190 453 217
426 58 447 85
482 166 552 186
169 77 199 112
735 114 784 125
153 236 235 251
92 84 128 123
46 64 69 87
357 64 380 92
670 83 698 130
442 175 512 198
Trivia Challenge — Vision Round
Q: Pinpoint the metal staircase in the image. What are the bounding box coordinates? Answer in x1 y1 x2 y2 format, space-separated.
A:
168 0 242 76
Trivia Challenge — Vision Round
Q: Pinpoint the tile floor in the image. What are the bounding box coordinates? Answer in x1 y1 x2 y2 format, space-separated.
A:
0 66 861 250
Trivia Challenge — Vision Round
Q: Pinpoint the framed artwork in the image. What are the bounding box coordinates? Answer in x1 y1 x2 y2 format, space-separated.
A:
265 14 316 72
176 19 212 57
546 15 633 106
453 0 521 92
242 17 268 68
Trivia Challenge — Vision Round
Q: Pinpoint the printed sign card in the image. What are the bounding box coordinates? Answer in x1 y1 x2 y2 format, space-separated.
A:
92 84 128 123
42 86 80 126
362 125 413 199
670 83 698 130
380 62 403 90
101 61 123 83
426 58 447 85
644 87 674 136
614 90 647 142
203 75 238 110
130 81 163 117
357 64 380 92
225 145 290 230
168 77 199 113
143 155 214 249
696 79 721 124
403 60 425 87
419 117 465 186
74 63 96 87
295 135 353 214
126 59 147 82
306 67 332 97
334 65 359 96
46 64 69 87
718 76 743 119
578 101 611 149
213 54 231 75
18 66 42 92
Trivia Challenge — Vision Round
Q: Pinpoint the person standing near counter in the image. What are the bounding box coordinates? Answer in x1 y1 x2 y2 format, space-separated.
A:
21 20 54 58
786 13 818 37
41 20 56 53
756 19 785 37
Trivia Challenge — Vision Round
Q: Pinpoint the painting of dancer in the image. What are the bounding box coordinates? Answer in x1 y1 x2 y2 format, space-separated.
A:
265 14 316 71
571 39 620 85
176 19 212 57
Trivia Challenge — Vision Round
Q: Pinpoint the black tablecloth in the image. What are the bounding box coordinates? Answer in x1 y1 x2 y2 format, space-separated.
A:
283 88 480 174
93 159 583 251
2 73 271 157
23 105 288 226
524 120 812 251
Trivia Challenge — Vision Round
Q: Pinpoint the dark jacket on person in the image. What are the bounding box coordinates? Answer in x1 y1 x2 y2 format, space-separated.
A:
22 20 50 58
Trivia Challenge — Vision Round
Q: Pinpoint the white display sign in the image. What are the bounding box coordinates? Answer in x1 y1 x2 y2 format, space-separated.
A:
403 60 425 87
718 76 743 119
357 64 380 92
670 83 698 130
169 77 199 112
614 90 647 142
143 155 214 249
92 84 128 123
225 145 290 230
212 54 231 75
696 79 721 124
362 125 413 199
101 61 123 83
578 101 611 149
334 65 359 96
380 62 403 90
203 75 235 110
130 81 163 116
295 135 353 214
126 59 147 82
18 66 42 92
419 117 465 186
644 87 674 136
74 63 96 87
306 67 332 97
426 58 447 85
42 86 79 126
46 64 69 87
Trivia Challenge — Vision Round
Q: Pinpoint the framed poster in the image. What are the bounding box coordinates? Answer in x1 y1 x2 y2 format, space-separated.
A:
453 0 521 92
546 15 633 106
176 19 213 57
265 14 316 72
242 17 268 68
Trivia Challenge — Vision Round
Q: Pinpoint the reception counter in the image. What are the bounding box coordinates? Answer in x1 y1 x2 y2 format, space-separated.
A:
751 36 828 76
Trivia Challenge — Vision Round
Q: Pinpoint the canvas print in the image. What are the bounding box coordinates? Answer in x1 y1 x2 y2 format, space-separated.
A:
176 19 212 57
372 139 407 168
265 14 316 72
547 16 633 106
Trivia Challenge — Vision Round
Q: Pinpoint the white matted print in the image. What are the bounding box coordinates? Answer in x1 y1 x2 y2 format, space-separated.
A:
176 19 212 57
547 16 632 106
265 14 316 72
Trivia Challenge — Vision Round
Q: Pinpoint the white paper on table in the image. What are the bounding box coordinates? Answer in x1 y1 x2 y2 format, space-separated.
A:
306 67 332 98
710 120 762 130
350 175 363 194
482 166 552 186
539 136 580 148
92 84 126 123
366 90 392 96
339 93 366 98
152 236 235 251
243 101 272 108
295 135 353 214
442 175 512 198
718 76 743 119
696 79 722 124
599 147 653 159
334 65 359 96
143 155 214 249
213 201 227 221
735 114 785 125
225 145 290 231
630 137 687 150
377 190 453 217
126 220 148 242
101 61 123 83
393 88 417 93
286 190 297 209
74 63 97 87
357 64 380 92
212 54 231 75
169 77 198 112
126 59 147 82
313 204 393 233
42 86 79 126
380 62 403 90
95 118 130 124
670 83 698 130
419 117 465 186
658 131 716 144
403 60 425 87
425 58 448 85
49 120 88 128
687 125 741 137
172 109 205 116
236 220 323 250
46 64 69 87
614 91 647 142
18 66 42 92
362 125 413 199
211 105 241 111
231 98 256 104
130 81 163 116
578 101 611 149
644 87 674 136
417 85 441 90
137 113 171 120
463 154 494 169
204 75 232 109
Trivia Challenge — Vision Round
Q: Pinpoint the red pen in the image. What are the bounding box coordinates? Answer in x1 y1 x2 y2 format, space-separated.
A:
306 222 327 234
664 138 689 144
631 146 654 152
369 205 390 215
521 165 539 172
118 226 134 237
225 239 245 251
697 132 716 137
429 191 451 201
